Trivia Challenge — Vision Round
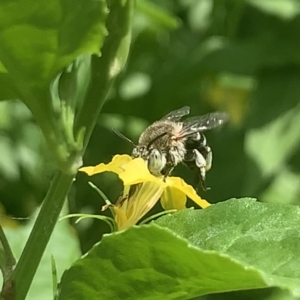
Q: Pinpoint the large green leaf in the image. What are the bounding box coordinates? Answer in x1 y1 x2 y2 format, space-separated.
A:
156 199 300 283
57 199 300 300
0 73 17 100
0 0 108 98
2 209 81 300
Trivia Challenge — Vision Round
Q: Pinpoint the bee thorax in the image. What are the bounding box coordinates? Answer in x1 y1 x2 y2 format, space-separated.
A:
168 145 186 166
138 121 184 147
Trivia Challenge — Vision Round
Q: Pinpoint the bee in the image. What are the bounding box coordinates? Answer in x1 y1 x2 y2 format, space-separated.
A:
113 106 229 190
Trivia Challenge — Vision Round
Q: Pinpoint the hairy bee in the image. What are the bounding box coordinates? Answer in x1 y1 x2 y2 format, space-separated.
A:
114 106 229 190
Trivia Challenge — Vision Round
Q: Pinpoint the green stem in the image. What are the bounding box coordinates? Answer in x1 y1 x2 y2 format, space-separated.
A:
12 172 73 300
74 0 134 149
20 88 71 169
0 225 16 300
0 226 16 274
139 209 177 225
51 255 58 300
60 214 116 233
22 85 82 176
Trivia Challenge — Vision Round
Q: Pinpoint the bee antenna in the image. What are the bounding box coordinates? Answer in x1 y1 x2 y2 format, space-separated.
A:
147 132 168 150
112 128 136 147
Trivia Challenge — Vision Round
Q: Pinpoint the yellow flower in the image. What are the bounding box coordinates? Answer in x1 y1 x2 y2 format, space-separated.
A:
79 155 210 231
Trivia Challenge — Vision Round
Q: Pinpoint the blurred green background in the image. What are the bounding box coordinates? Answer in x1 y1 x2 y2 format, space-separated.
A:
1 1 300 299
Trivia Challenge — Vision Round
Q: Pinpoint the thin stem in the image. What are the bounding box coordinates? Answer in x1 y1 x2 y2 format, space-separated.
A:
75 215 116 232
88 181 112 205
0 226 16 273
0 225 16 300
59 213 116 233
88 181 116 219
51 255 58 300
139 209 177 225
12 172 74 300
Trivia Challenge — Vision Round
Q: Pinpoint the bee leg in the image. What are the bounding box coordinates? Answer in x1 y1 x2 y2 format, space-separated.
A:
162 148 177 181
162 166 174 182
205 146 212 171
199 171 211 191
193 149 211 191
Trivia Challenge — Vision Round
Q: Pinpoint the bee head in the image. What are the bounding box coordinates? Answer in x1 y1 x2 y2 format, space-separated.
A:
114 127 169 176
132 145 149 159
132 132 168 176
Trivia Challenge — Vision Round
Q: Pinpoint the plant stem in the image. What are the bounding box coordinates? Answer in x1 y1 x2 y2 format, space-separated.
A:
21 91 72 174
12 172 73 300
0 226 16 274
0 225 16 300
74 0 134 149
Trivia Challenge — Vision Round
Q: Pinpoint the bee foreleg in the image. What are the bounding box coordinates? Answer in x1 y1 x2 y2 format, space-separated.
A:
193 149 211 191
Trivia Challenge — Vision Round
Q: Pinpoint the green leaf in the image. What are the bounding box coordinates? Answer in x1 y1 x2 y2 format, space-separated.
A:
0 0 108 98
57 199 300 299
242 69 300 195
57 225 265 300
2 209 81 300
56 55 91 107
156 199 300 287
246 0 300 20
0 73 17 101
198 16 300 75
248 68 300 128
245 104 300 178
260 168 300 205
136 0 181 30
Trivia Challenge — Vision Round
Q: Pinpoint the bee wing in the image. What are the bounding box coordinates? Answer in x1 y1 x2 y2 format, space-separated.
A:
160 106 190 121
179 112 229 137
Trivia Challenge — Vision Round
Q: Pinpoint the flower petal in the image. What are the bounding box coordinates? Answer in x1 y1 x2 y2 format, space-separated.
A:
161 186 187 210
115 182 164 231
166 177 211 208
110 206 128 230
118 158 167 187
79 154 132 176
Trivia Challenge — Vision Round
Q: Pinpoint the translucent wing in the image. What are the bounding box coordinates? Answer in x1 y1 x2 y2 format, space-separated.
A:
160 106 190 121
179 112 229 137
